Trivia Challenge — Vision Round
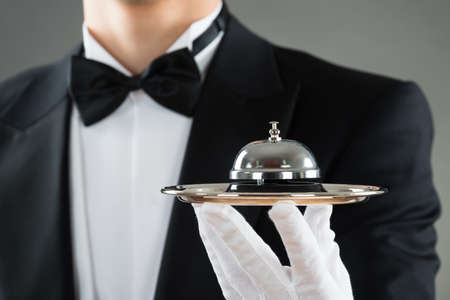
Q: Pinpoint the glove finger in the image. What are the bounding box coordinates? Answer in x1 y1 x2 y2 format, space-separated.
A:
194 204 259 300
199 203 292 299
194 206 243 300
304 205 352 291
269 201 338 293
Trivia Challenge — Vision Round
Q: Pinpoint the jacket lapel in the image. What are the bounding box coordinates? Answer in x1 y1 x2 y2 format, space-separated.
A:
154 15 301 299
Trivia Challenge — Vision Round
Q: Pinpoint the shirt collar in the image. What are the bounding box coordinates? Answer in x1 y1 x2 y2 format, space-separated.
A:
82 1 223 77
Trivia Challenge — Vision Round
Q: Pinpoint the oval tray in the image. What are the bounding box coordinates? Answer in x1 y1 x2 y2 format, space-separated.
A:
161 183 387 205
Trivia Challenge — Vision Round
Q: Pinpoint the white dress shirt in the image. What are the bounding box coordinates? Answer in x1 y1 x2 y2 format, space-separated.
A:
69 3 223 300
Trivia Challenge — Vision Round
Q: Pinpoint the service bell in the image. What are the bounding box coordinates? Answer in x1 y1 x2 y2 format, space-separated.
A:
227 121 325 193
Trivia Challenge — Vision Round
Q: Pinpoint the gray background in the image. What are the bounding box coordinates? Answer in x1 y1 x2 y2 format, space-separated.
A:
0 0 449 298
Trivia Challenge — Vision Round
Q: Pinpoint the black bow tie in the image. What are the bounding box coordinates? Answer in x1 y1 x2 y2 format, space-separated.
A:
70 49 201 125
70 5 227 126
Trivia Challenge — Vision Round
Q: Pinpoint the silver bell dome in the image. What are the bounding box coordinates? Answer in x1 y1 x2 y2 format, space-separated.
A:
230 121 320 181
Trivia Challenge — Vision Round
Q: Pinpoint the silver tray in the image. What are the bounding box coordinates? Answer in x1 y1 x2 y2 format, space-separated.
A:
161 183 387 205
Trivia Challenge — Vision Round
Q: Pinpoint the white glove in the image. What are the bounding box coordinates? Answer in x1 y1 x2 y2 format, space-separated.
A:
193 201 353 300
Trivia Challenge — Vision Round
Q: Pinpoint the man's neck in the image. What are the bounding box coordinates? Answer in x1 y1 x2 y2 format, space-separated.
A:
83 0 221 75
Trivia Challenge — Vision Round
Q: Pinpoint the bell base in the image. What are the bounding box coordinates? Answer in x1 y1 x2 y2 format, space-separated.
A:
226 180 326 193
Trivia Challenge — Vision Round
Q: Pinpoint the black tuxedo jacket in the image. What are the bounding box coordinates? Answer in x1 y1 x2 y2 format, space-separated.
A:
0 13 440 300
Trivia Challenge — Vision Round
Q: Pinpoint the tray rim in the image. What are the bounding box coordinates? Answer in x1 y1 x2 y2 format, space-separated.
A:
161 183 387 205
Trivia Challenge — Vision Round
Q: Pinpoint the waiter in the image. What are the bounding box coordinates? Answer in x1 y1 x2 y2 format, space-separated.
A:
0 0 440 299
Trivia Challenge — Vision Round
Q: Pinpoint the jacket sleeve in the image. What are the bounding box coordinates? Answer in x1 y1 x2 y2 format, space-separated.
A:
329 81 440 299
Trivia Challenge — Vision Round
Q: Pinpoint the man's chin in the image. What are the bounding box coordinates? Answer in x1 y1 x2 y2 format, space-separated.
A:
118 0 156 5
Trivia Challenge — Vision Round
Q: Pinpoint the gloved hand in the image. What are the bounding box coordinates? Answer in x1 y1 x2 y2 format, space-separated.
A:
193 201 353 300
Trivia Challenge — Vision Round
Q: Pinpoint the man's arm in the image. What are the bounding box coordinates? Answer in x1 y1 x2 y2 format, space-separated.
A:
329 81 440 299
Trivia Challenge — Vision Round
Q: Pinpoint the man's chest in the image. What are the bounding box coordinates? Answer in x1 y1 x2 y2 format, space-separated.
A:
69 92 193 300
